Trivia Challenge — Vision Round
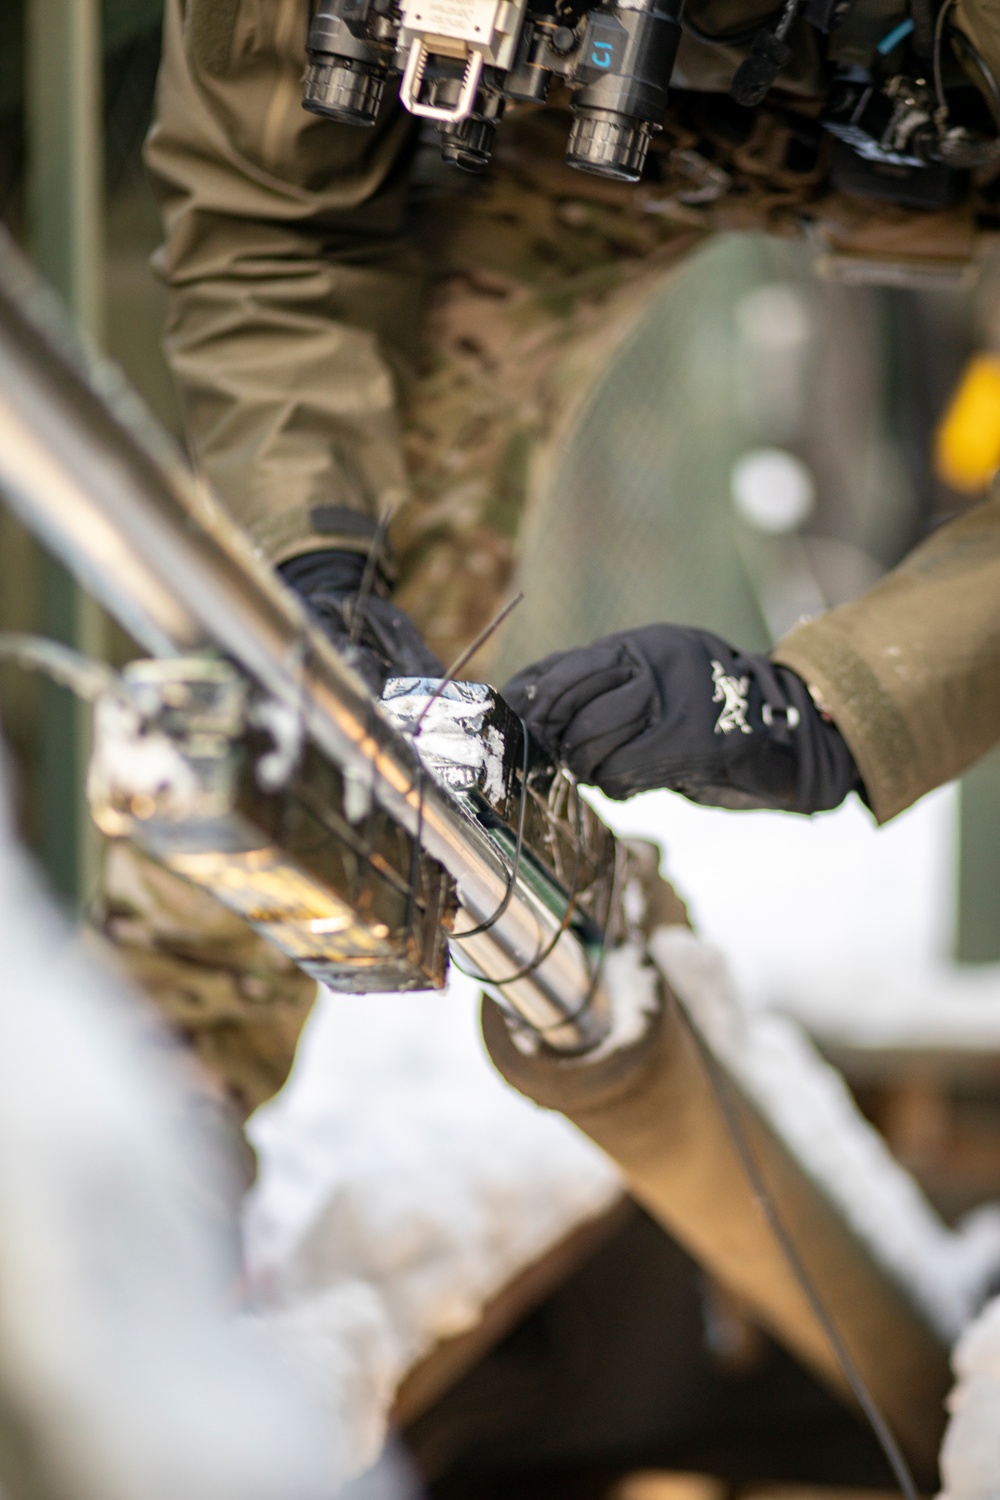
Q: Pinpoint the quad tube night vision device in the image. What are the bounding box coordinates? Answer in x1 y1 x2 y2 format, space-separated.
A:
303 0 684 180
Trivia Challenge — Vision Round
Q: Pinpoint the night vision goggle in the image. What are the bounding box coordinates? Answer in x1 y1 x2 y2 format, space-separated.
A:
303 0 684 181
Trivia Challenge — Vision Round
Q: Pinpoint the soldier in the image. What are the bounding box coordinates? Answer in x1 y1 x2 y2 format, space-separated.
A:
93 0 1000 1121
143 0 1000 682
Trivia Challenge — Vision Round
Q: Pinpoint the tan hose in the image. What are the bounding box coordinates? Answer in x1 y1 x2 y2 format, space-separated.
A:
482 981 951 1485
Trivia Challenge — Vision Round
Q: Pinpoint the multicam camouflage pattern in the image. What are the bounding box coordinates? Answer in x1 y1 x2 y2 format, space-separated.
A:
394 113 709 671
120 0 994 1112
89 841 318 1117
150 0 989 673
392 104 981 671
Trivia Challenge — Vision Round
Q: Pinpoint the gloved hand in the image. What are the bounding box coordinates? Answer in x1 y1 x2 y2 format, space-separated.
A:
502 624 863 812
279 549 443 693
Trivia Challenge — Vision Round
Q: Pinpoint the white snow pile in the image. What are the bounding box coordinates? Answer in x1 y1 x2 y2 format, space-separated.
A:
242 976 623 1480
0 744 335 1500
768 961 1000 1054
586 781 957 1013
593 939 663 1055
244 921 1000 1489
651 926 1000 1342
941 1294 1000 1500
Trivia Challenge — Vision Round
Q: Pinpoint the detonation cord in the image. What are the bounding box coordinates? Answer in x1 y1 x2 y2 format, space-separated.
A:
675 1001 921 1500
531 828 624 1038
449 771 586 985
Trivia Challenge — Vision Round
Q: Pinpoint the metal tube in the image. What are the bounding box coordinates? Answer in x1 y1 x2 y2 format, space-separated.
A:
0 234 610 1054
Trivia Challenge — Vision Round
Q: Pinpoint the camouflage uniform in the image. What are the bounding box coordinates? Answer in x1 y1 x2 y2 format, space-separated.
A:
145 0 988 673
92 0 997 1115
89 842 317 1123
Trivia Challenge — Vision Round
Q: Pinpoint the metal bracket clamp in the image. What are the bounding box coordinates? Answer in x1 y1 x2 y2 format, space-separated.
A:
400 38 483 119
396 0 527 118
87 657 455 993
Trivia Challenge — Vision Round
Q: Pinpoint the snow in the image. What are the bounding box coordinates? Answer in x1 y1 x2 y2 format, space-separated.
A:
586 782 958 1020
591 939 662 1056
241 774 1000 1488
651 927 1000 1342
0 743 335 1500
242 977 623 1479
768 961 1000 1053
88 690 201 821
242 919 1000 1487
941 1296 1000 1500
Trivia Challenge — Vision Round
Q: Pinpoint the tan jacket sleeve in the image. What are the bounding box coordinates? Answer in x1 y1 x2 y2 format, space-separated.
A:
773 496 1000 822
144 0 422 565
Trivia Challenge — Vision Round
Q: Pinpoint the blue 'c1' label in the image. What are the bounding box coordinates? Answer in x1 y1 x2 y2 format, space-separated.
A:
583 13 627 73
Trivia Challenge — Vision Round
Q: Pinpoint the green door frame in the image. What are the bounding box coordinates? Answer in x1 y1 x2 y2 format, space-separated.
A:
25 0 106 905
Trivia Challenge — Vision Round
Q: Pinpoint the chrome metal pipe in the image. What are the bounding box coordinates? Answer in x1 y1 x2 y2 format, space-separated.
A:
0 234 609 1053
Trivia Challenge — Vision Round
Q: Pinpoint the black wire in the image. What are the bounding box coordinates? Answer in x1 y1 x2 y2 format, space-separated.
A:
349 508 394 648
933 0 955 120
534 832 624 1038
451 775 586 986
675 1001 921 1500
294 778 416 902
394 667 595 1011
413 592 524 734
399 672 583 980
453 718 532 939
773 0 805 43
400 591 524 939
405 754 427 942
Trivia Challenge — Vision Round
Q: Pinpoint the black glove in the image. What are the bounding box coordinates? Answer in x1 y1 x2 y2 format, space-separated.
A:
279 549 443 693
502 624 863 812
